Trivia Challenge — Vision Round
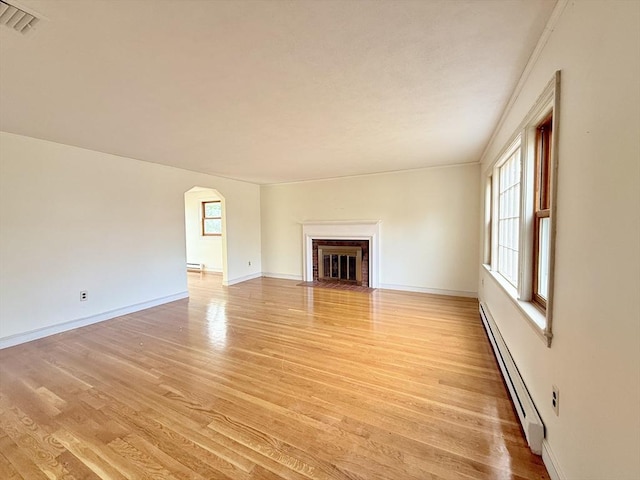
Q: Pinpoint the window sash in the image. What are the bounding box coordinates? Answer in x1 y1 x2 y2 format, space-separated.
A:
532 115 553 309
497 149 521 287
202 201 222 236
533 212 551 306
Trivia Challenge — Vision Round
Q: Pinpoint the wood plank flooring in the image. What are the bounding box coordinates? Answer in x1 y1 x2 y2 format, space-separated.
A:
0 273 549 479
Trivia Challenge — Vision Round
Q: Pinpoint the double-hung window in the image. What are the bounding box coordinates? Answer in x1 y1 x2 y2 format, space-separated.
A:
484 72 560 346
202 201 222 236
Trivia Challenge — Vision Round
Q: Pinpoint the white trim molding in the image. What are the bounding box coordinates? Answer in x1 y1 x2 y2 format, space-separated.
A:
479 0 568 166
301 221 380 288
224 272 262 286
380 283 477 298
479 302 545 454
204 267 223 273
0 291 189 349
543 439 566 480
262 272 303 281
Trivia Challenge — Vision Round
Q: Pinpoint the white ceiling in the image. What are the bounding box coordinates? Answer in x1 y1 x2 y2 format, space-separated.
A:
0 0 556 184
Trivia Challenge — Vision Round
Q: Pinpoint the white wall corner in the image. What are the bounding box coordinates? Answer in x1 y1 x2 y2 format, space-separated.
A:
224 272 263 286
204 267 223 273
478 0 569 167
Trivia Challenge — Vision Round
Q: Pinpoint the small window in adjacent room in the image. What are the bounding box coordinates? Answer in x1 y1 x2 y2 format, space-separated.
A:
533 114 553 310
202 201 222 236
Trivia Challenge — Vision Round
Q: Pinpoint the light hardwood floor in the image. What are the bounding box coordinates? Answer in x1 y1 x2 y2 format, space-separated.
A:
0 273 549 479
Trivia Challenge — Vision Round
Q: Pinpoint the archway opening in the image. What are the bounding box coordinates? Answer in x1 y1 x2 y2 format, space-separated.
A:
184 187 228 284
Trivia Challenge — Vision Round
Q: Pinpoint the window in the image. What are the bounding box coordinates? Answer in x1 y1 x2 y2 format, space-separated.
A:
497 146 521 287
202 201 222 236
533 114 552 309
483 71 560 346
483 176 492 265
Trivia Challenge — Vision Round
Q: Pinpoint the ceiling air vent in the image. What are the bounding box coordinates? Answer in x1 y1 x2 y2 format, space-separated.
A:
0 0 40 34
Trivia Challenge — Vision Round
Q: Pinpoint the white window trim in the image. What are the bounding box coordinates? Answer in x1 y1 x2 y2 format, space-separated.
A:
483 264 548 338
484 71 561 347
483 176 492 265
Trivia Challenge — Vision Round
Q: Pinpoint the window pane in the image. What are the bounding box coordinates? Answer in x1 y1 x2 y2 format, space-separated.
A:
204 202 221 218
497 148 521 287
484 177 492 264
204 218 222 235
537 217 550 299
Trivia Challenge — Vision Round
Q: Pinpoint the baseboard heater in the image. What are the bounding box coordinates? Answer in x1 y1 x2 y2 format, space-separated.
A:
186 263 204 272
479 302 544 454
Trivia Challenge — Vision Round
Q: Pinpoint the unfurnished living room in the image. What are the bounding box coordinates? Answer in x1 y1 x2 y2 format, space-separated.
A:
0 0 638 479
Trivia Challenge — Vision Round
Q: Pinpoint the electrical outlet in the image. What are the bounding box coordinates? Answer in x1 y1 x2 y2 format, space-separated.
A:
248 261 251 266
552 385 559 415
80 290 88 301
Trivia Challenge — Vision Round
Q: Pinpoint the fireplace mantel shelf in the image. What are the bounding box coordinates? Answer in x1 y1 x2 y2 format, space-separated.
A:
300 220 380 225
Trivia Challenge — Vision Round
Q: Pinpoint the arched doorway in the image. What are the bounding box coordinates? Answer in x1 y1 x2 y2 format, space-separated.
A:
184 187 228 284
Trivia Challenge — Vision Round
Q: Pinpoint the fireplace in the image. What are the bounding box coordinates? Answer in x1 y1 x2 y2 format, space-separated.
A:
318 246 361 283
313 239 369 286
301 221 380 288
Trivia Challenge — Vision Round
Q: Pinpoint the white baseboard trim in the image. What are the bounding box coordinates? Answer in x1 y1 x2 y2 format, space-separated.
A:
480 303 544 454
203 267 223 273
0 291 189 350
262 272 303 281
224 272 262 286
542 439 565 480
380 283 477 298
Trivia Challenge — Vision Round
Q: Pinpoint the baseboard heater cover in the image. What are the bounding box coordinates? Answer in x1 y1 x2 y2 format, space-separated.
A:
479 302 544 454
187 263 204 272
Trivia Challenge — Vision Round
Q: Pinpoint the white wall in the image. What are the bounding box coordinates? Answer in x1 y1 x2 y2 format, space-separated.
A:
0 132 262 345
261 164 480 296
478 2 640 478
184 189 224 272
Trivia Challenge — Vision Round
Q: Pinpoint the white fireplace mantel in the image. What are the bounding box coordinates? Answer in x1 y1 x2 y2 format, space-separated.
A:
301 221 380 288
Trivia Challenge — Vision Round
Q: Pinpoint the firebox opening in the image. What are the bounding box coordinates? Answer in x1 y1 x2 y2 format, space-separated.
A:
318 246 362 284
312 239 369 287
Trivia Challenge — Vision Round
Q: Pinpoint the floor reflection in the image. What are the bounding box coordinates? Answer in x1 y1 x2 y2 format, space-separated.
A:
206 301 227 349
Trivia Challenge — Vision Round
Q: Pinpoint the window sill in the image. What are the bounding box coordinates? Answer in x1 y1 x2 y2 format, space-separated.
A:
482 264 550 346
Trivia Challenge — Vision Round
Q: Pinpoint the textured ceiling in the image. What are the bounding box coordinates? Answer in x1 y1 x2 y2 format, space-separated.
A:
0 0 556 184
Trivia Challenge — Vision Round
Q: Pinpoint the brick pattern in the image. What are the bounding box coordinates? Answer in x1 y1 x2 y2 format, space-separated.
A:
312 239 369 287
